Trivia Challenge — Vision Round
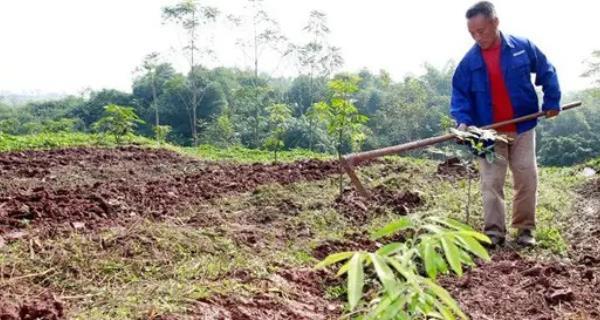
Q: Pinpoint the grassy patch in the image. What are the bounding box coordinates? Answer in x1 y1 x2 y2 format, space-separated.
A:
0 132 153 152
0 221 262 319
584 157 600 171
178 144 331 163
0 132 330 164
356 156 583 256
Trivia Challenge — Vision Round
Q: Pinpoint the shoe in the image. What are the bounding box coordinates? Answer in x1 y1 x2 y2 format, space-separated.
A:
483 234 505 249
516 229 536 247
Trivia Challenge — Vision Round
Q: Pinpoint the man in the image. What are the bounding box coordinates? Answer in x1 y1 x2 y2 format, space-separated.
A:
450 1 561 247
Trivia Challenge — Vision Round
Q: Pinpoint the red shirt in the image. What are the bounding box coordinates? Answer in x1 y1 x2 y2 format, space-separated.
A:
481 39 516 132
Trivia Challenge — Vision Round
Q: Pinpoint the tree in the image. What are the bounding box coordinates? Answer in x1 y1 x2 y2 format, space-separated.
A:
421 61 455 97
314 74 368 193
162 0 219 146
153 125 172 145
159 71 227 145
296 11 343 79
293 11 343 150
536 88 600 166
228 0 288 79
227 0 289 149
582 50 600 85
69 89 136 130
263 103 292 162
132 62 176 137
201 113 239 147
134 53 172 143
364 73 450 151
92 104 145 144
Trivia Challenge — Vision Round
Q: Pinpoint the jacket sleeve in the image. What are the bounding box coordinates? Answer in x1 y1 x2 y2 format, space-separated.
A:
527 40 561 111
450 62 474 125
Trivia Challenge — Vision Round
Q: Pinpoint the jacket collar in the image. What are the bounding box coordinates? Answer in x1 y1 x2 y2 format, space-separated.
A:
469 32 512 70
502 32 515 49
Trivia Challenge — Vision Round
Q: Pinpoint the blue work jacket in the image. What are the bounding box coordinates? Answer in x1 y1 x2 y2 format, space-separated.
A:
450 33 561 133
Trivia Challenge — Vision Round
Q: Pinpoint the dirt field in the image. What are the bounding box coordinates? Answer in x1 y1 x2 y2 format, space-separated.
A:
0 146 598 319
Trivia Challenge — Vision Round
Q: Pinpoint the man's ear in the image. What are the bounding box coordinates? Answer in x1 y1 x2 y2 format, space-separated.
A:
492 17 499 28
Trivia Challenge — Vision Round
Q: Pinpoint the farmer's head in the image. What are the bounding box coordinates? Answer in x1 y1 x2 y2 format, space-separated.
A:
466 1 500 50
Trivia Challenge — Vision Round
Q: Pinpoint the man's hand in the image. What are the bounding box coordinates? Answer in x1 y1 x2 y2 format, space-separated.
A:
457 123 468 131
546 109 560 119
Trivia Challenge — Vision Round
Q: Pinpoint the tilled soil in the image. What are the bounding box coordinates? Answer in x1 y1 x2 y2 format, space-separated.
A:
3 147 598 319
0 146 340 236
0 293 64 320
0 146 410 320
436 157 478 179
442 177 600 320
188 268 341 320
334 185 423 224
312 231 379 260
441 250 600 320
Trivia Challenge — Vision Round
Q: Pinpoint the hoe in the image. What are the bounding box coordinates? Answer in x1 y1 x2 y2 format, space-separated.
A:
341 101 583 197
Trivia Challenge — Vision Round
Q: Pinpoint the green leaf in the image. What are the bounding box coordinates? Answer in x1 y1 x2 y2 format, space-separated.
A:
455 233 491 261
385 257 415 283
422 223 445 234
372 217 412 239
347 253 365 311
376 242 404 256
459 250 475 267
336 260 351 276
428 217 474 231
421 240 438 279
440 234 462 276
315 251 355 269
432 299 457 320
423 278 467 320
435 252 449 274
337 253 374 277
379 293 410 320
460 230 491 244
370 253 398 295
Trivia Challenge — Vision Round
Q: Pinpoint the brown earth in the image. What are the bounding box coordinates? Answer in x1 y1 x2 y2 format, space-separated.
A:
0 293 64 320
436 157 478 179
149 268 342 320
0 146 375 319
3 146 598 319
441 176 600 320
334 185 423 224
188 268 341 320
0 146 340 236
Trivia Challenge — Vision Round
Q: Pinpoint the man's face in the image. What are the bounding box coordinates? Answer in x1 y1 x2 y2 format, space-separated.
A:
467 14 499 49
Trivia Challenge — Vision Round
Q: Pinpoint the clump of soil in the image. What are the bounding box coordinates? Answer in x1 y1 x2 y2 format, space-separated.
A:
0 294 65 320
334 185 423 223
312 231 378 260
442 177 600 319
436 157 478 179
441 249 600 320
0 146 193 179
0 147 341 236
192 268 341 320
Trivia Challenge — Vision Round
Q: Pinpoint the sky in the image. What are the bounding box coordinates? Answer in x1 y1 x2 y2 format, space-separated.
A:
0 0 598 96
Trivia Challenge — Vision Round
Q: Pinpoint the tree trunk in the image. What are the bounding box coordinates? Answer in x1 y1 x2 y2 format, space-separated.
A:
308 117 314 151
253 20 260 148
308 76 314 151
151 71 159 144
190 10 197 146
338 130 343 196
192 90 198 146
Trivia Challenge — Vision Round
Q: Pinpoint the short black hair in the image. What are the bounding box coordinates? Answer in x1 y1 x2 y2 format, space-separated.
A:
466 1 497 19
